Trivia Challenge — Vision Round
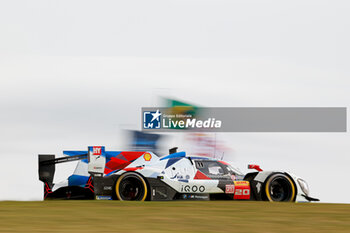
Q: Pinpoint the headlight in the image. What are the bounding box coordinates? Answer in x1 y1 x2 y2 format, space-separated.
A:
297 178 310 196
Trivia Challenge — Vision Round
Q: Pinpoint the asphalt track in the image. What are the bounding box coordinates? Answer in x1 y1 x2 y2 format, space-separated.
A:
0 201 349 232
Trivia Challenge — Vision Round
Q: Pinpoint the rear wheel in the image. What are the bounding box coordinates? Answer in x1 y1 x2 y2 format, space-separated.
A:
115 172 148 201
264 173 296 202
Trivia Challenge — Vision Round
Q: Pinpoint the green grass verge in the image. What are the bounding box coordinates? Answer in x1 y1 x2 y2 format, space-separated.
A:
0 201 349 233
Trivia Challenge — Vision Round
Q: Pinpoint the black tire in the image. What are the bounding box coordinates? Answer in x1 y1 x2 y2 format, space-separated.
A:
264 173 296 202
115 172 148 201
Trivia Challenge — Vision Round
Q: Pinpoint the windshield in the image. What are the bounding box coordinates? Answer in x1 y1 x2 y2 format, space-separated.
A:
226 164 244 176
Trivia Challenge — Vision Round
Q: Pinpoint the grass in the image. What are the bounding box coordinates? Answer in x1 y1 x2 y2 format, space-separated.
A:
0 201 349 233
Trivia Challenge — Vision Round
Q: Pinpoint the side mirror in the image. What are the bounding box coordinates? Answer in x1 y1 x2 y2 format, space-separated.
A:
169 147 178 154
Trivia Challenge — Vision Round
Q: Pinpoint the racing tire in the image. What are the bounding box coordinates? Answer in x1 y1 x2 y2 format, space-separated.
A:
115 172 148 201
264 173 296 202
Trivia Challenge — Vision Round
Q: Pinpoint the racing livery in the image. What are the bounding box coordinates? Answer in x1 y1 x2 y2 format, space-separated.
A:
38 146 319 202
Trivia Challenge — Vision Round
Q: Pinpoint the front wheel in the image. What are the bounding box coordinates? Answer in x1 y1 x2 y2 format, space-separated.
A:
264 173 296 202
115 172 148 201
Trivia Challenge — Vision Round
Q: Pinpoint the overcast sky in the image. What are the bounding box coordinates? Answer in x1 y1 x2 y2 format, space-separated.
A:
0 0 349 203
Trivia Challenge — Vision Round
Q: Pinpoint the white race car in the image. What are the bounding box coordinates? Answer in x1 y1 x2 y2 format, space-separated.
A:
38 146 319 202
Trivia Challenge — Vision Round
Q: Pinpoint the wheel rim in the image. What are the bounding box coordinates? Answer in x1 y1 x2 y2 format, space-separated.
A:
116 174 147 201
266 175 295 202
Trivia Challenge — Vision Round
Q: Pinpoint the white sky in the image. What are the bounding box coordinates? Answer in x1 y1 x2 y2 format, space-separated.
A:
0 0 349 203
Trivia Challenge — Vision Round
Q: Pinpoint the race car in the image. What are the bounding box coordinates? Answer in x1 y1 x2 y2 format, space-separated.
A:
38 146 319 202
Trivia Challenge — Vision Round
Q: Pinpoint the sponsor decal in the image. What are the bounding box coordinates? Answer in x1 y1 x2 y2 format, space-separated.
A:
96 195 112 200
181 185 205 193
188 195 208 200
88 146 106 175
234 181 250 186
103 186 112 191
234 181 250 200
235 189 250 196
143 153 152 161
225 184 235 194
93 146 102 156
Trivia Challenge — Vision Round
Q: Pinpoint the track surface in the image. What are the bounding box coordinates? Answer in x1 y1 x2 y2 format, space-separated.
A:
0 201 349 233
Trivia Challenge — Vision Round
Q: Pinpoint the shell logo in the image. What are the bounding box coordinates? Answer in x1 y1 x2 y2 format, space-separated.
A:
143 153 152 161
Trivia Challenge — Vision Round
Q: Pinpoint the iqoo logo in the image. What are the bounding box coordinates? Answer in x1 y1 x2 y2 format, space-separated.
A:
181 185 205 193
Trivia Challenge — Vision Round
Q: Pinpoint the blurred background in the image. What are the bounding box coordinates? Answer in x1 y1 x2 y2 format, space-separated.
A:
0 0 349 203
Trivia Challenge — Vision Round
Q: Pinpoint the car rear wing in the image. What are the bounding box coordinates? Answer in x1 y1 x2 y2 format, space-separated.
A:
38 146 107 187
38 153 88 187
